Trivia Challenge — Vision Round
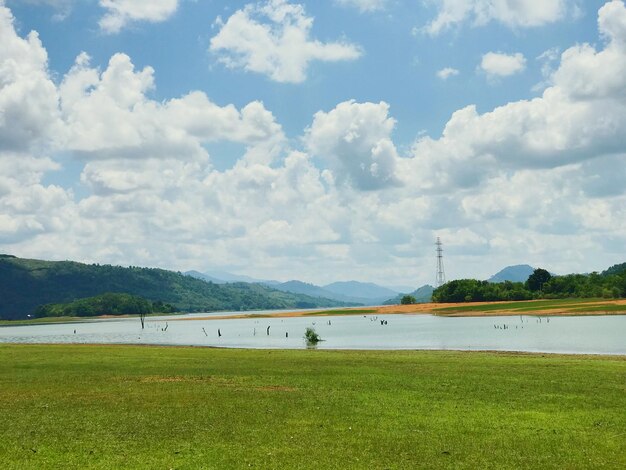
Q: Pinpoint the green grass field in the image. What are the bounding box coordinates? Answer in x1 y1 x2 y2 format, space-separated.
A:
433 298 626 314
0 345 624 469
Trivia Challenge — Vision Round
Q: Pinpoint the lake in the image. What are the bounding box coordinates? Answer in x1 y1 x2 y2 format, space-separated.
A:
1 311 625 355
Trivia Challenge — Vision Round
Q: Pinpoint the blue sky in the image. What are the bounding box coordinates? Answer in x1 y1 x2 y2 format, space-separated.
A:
1 0 624 287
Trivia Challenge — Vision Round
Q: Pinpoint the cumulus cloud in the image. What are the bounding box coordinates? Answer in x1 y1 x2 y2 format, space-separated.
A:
305 100 401 190
98 0 180 34
425 0 570 35
2 0 626 285
0 4 73 244
59 52 285 164
406 0 626 189
209 0 362 83
335 0 387 13
479 52 526 78
0 5 62 152
437 67 460 80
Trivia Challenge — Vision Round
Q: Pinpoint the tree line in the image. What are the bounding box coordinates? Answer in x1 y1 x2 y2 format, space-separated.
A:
432 263 626 303
34 293 178 318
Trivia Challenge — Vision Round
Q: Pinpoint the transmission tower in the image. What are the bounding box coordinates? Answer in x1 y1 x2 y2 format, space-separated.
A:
436 237 446 287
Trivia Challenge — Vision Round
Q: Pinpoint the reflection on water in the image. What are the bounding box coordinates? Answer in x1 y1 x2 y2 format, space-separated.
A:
0 312 625 355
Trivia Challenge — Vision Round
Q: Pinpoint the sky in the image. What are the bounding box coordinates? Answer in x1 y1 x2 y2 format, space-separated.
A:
1 0 625 288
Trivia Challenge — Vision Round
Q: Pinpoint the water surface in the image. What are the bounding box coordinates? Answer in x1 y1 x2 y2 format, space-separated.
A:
1 312 624 355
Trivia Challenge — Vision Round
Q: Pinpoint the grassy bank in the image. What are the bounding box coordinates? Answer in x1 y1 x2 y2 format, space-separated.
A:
0 345 624 469
431 298 626 315
0 316 90 327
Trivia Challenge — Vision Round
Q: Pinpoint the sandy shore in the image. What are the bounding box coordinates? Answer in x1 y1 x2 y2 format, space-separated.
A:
167 299 626 321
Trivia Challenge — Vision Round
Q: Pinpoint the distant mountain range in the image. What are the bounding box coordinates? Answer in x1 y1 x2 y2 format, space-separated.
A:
185 270 274 284
4 254 583 321
185 271 406 306
487 265 535 283
0 255 355 320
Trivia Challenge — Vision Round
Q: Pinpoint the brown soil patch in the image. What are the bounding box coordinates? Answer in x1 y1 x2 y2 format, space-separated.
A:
168 299 626 321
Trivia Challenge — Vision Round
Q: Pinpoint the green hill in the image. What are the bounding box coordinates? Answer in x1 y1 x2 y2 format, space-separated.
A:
33 293 177 318
0 255 351 320
383 285 434 305
602 262 626 276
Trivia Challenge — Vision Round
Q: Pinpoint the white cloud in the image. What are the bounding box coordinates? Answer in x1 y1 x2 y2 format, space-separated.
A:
0 5 62 152
335 0 387 13
99 0 180 34
406 0 626 189
2 1 626 287
479 52 526 78
0 4 73 244
425 0 570 35
209 0 362 83
305 100 401 190
59 52 285 165
437 67 460 80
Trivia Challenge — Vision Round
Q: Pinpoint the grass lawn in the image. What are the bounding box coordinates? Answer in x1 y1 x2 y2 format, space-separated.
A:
0 344 624 469
432 298 626 314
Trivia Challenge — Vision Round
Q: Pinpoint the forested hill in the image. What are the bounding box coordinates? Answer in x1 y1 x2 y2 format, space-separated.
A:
0 255 352 320
432 263 626 303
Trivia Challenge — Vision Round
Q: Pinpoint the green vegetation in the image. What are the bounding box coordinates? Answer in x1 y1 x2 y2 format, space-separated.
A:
433 264 626 303
400 294 417 305
384 284 434 305
33 293 178 318
0 256 351 320
0 344 624 469
526 268 552 292
304 327 321 345
433 298 626 314
303 308 377 316
0 317 90 327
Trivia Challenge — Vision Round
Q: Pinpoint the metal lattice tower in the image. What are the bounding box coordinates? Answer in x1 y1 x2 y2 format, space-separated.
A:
436 237 446 287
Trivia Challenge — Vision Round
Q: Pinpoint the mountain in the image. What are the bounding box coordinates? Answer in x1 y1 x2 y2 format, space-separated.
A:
488 265 535 283
184 273 401 306
271 280 337 298
184 269 271 284
383 285 435 305
322 281 398 301
0 256 352 320
204 270 272 284
184 270 223 284
270 280 370 305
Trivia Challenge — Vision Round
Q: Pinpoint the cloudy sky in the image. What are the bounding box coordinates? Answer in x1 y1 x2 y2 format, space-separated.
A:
1 0 625 288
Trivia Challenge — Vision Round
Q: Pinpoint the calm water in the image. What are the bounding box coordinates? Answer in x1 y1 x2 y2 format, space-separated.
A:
1 312 625 354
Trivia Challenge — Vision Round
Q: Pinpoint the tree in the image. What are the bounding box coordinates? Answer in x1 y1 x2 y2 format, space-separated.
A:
304 327 321 346
401 295 417 305
526 268 552 292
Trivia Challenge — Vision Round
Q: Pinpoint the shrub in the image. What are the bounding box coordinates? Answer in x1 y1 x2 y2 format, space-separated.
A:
304 327 321 345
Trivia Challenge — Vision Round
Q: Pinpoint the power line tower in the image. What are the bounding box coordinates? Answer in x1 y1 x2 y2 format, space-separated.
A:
436 237 446 287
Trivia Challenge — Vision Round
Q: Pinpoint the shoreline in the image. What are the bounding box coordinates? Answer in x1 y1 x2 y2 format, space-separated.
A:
2 342 625 358
3 299 625 326
169 299 626 321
